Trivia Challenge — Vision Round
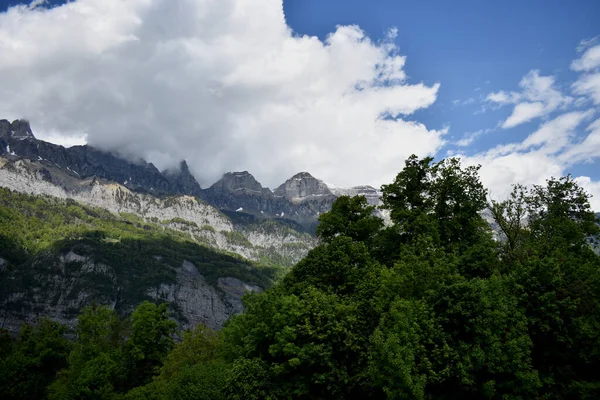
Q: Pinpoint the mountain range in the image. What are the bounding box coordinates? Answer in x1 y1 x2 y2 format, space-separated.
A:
1 119 382 227
0 119 384 332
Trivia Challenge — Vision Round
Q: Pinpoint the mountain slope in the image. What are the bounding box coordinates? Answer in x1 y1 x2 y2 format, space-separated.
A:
0 156 316 266
0 119 202 196
0 188 280 333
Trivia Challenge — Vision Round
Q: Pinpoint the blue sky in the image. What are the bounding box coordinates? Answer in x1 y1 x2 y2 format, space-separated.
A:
0 0 599 205
285 0 600 170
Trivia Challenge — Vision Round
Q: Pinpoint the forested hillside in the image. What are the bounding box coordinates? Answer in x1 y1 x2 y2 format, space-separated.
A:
0 189 280 332
2 155 600 399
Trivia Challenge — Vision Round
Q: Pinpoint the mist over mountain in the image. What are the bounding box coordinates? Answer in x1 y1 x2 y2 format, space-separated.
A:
0 118 383 228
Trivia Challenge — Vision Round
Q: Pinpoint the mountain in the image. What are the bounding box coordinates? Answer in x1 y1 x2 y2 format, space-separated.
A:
0 118 388 332
328 184 382 206
203 171 337 228
0 119 202 197
0 188 276 332
274 172 333 201
0 119 350 228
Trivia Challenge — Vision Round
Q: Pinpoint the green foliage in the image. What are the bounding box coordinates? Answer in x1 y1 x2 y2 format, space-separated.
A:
123 302 177 389
222 230 253 247
379 156 495 275
3 156 600 399
0 319 71 400
222 287 378 399
160 217 198 228
220 155 600 399
47 302 179 400
316 195 383 245
0 188 279 322
124 324 228 400
48 305 125 400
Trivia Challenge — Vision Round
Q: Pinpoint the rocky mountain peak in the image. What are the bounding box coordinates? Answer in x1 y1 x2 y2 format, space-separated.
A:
274 172 332 201
162 160 203 194
211 171 265 194
0 119 35 140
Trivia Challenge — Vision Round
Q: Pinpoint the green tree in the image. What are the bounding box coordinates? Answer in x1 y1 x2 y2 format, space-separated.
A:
0 319 71 400
125 324 227 400
48 304 125 400
223 286 381 399
283 236 382 299
490 176 600 398
123 302 177 389
316 195 383 246
380 155 496 277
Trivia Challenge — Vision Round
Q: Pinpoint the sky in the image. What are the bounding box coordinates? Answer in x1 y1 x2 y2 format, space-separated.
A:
0 0 600 207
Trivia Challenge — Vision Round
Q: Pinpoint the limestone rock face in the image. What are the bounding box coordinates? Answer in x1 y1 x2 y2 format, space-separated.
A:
211 171 268 194
0 119 201 196
0 251 260 333
329 185 382 206
144 261 261 330
274 172 333 202
0 157 316 265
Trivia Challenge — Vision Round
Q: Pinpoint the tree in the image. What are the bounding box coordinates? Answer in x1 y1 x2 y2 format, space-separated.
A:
489 184 529 262
316 195 383 246
125 324 227 400
490 176 600 398
124 302 177 389
48 304 125 400
0 319 71 400
223 286 381 399
283 236 382 299
380 155 496 277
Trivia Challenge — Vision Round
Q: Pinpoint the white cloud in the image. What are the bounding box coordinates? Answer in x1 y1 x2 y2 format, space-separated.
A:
0 0 442 188
576 36 600 53
451 97 475 108
519 110 593 154
35 130 88 148
571 43 600 105
574 176 600 211
503 102 545 128
560 118 600 165
462 111 595 202
573 72 600 105
571 44 600 72
455 128 493 147
486 70 572 129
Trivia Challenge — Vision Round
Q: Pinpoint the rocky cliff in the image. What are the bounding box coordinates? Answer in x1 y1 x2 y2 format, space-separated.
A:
1 119 366 229
204 171 337 228
0 118 388 332
0 187 280 333
0 119 202 197
0 157 316 266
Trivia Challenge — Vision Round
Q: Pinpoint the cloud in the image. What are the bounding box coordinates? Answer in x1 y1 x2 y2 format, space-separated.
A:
571 42 600 105
571 43 600 72
486 70 572 129
0 0 442 188
451 97 475 108
518 110 593 154
560 118 600 165
503 102 545 128
573 72 600 105
462 111 595 201
574 176 600 211
455 128 493 147
576 36 600 53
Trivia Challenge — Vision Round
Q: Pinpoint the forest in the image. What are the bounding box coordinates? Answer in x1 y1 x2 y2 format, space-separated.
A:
1 155 600 399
